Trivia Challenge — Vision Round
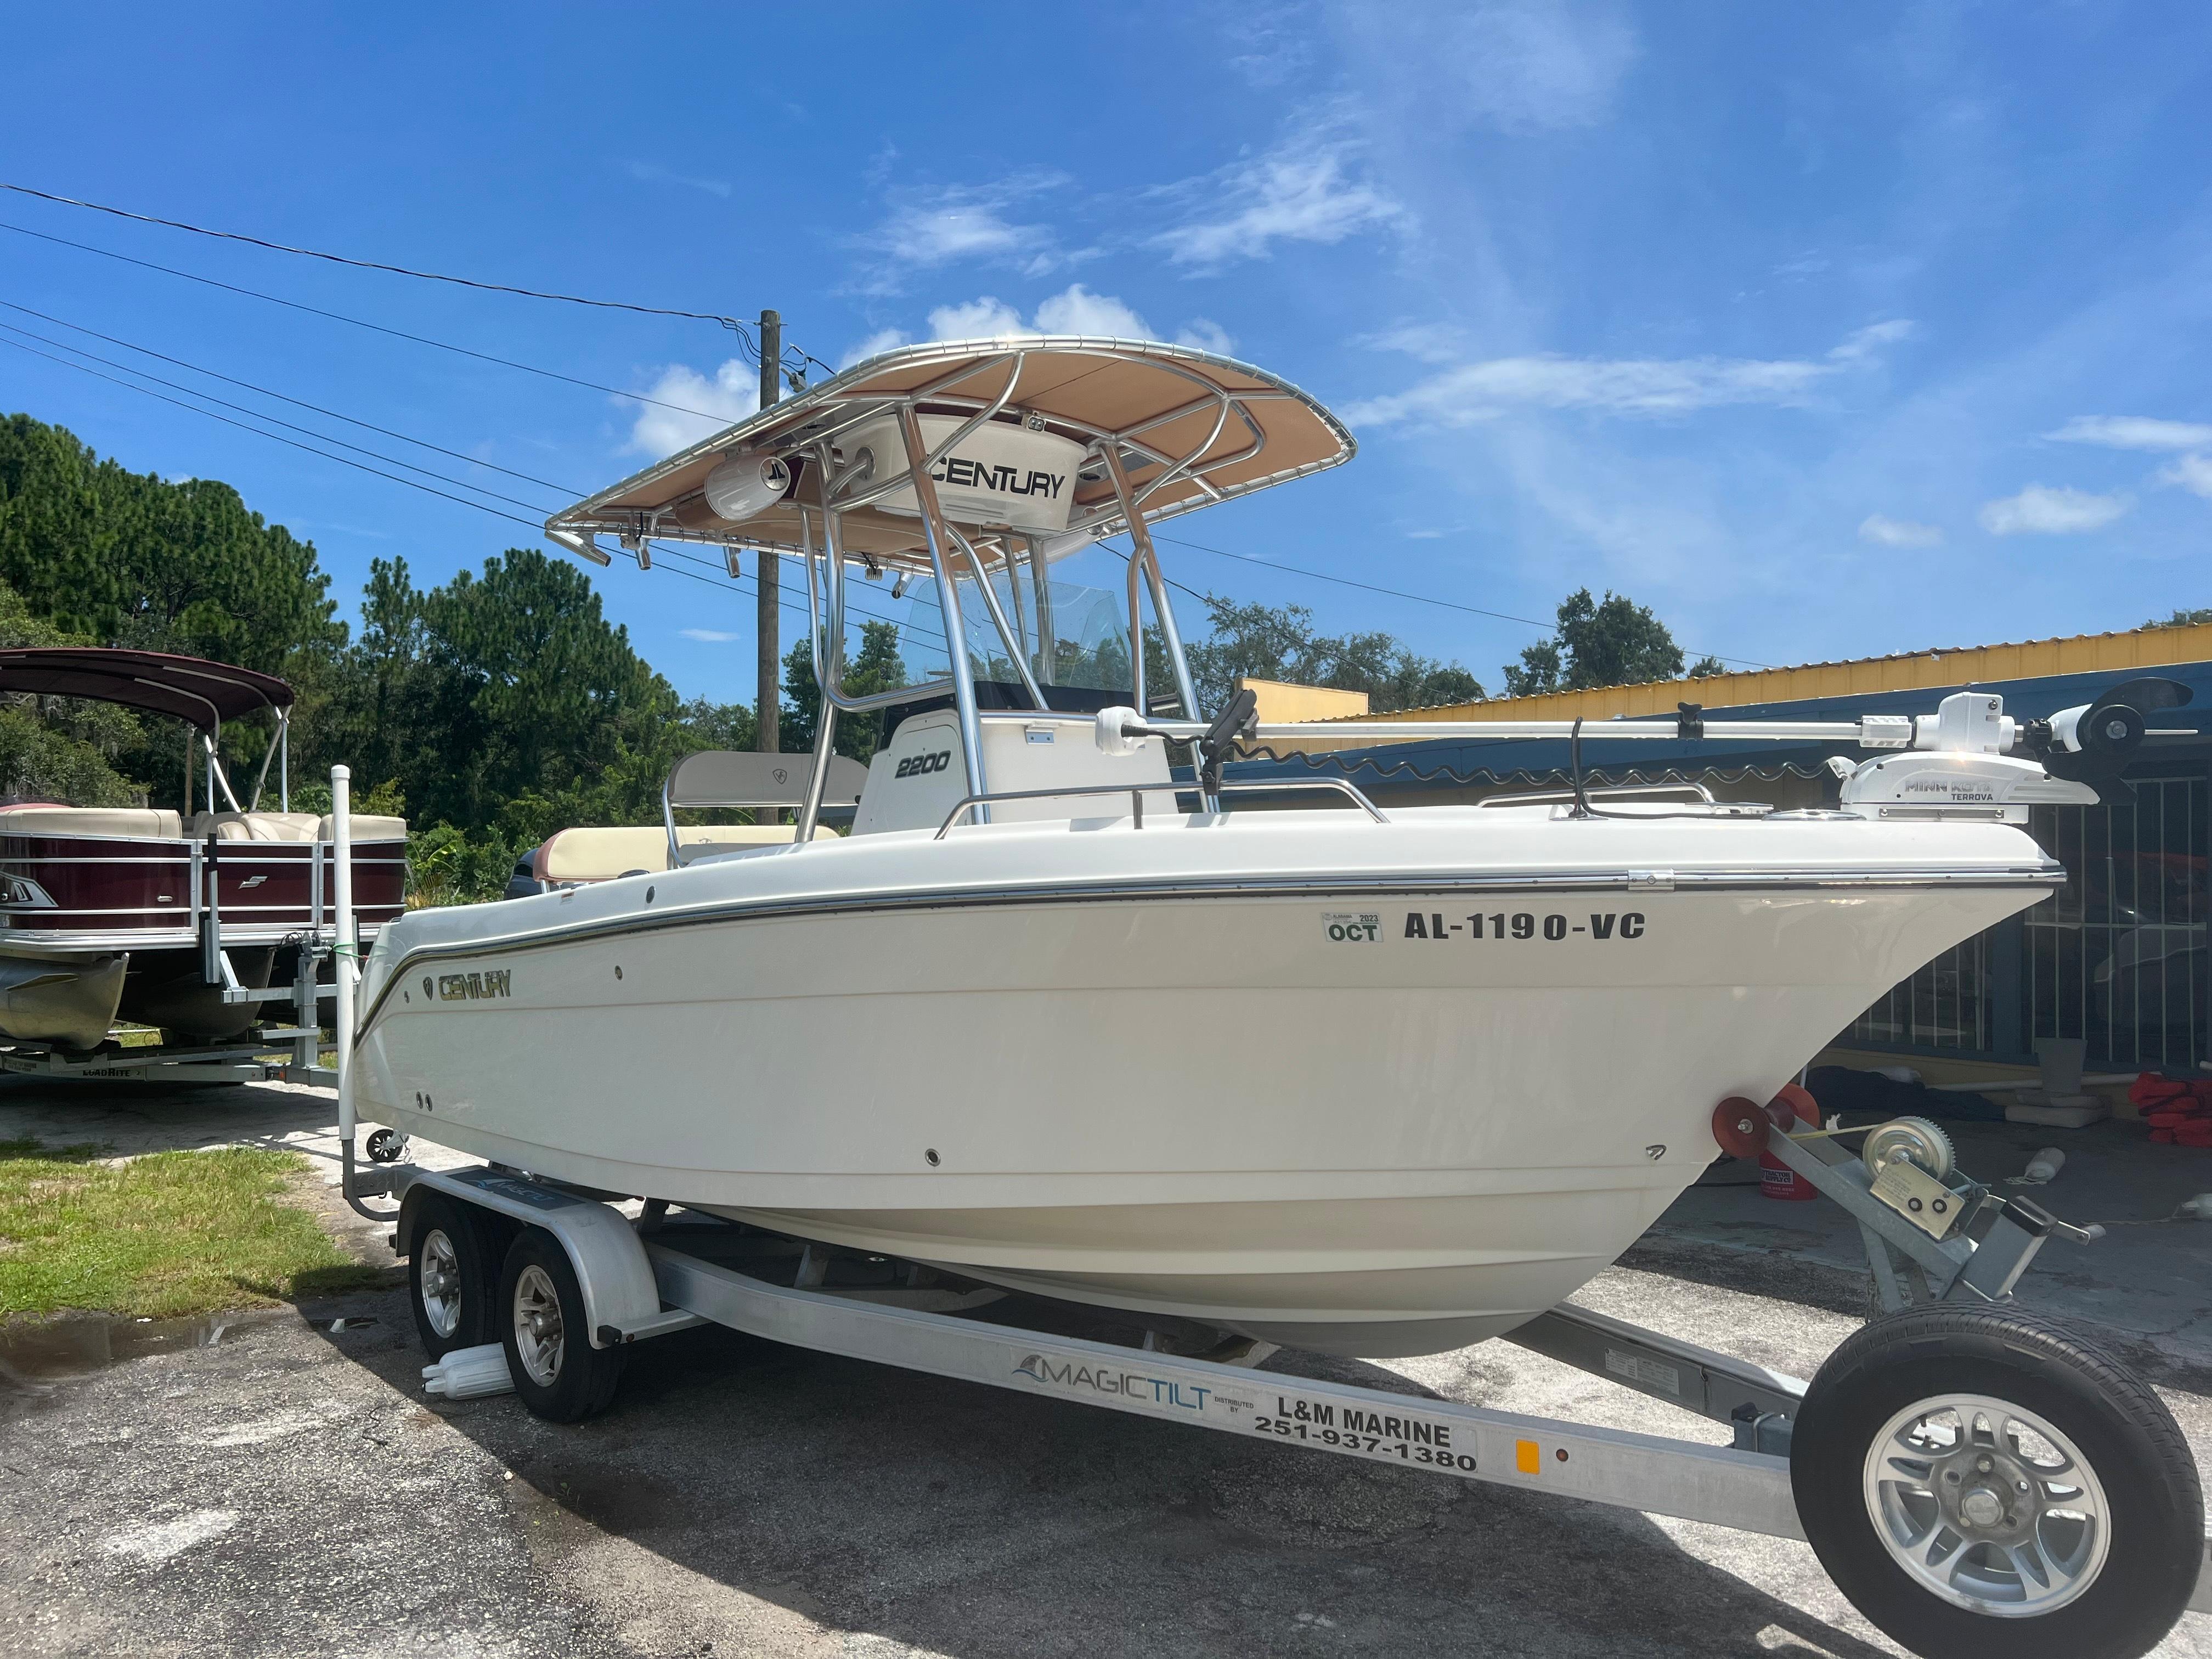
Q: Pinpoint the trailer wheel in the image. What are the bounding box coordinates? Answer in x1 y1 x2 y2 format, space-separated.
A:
1792 1305 2200 1659
407 1192 496 1359
499 1229 624 1424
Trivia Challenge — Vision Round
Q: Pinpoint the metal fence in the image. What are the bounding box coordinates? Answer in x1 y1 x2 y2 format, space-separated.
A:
2025 776 2207 1069
1848 775 2208 1066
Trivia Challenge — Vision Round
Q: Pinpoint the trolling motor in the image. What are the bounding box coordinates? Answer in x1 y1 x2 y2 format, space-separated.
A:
2021 675 2194 797
1832 682 2193 821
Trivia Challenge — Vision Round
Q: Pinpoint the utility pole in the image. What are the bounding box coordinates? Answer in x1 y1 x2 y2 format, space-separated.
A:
755 308 781 753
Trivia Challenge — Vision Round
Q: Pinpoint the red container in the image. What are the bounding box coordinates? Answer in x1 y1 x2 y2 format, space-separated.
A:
1759 1084 1821 1201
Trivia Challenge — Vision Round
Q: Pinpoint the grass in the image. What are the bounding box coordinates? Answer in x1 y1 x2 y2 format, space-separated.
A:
0 1137 385 1319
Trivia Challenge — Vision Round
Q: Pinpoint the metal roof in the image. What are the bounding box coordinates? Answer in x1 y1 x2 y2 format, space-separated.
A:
1230 646 2212 795
1341 620 2212 730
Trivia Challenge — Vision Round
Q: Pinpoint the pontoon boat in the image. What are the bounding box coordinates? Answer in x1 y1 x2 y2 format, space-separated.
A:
0 648 406 1048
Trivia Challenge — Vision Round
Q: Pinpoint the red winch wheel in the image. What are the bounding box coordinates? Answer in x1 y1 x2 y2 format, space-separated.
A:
1769 1082 1820 1129
1712 1096 1768 1159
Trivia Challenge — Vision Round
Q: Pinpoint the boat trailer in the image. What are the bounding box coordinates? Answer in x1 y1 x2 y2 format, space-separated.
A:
361 1099 2210 1659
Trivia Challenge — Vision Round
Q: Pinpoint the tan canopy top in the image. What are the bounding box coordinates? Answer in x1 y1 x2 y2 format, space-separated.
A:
544 337 1353 575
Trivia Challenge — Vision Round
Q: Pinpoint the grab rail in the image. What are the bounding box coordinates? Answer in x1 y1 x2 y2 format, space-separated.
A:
934 776 1389 838
1480 782 1717 808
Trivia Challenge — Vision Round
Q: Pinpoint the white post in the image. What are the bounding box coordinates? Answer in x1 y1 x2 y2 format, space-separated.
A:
332 765 357 1147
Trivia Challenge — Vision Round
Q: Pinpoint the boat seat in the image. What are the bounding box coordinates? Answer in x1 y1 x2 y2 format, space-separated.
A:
191 811 325 843
315 813 408 843
187 811 407 843
537 823 830 884
0 805 184 838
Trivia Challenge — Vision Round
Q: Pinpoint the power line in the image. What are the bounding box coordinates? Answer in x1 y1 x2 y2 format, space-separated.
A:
0 331 945 649
1143 530 1775 671
4 278 1758 674
0 333 566 532
0 318 554 515
0 199 1759 669
0 297 575 495
0 181 769 342
0 218 742 421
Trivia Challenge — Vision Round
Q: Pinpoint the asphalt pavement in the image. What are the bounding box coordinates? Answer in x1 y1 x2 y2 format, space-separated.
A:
3 1076 2210 1658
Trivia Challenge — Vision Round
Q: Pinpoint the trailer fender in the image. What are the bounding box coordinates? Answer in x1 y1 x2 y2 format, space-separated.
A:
393 1165 664 1349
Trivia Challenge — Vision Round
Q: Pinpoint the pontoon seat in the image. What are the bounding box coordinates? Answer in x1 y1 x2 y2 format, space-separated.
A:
536 823 830 885
188 811 409 843
0 805 184 838
192 811 325 842
315 814 408 843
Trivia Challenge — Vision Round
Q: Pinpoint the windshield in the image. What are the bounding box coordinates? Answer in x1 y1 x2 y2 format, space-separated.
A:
840 572 1135 696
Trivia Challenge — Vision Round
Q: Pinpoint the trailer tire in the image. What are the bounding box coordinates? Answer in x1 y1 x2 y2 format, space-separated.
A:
499 1228 624 1424
1792 1305 2200 1659
407 1191 497 1359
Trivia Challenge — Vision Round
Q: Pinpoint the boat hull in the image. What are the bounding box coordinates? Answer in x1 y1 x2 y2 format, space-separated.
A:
355 809 2057 1356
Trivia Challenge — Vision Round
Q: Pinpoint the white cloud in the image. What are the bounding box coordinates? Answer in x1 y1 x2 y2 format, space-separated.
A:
839 328 909 369
2159 453 2212 498
2046 415 2212 452
1827 320 1915 365
1858 514 1944 548
627 161 731 198
1153 137 1407 269
858 173 1066 291
679 628 741 642
1223 13 1316 88
1431 0 1638 132
1175 318 1237 356
922 284 1164 343
623 359 758 458
1344 321 1911 428
1977 484 2131 536
1357 322 1472 364
1032 284 1152 338
927 296 1026 340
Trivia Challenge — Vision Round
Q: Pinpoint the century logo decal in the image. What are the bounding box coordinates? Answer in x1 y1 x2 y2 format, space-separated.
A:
436 968 514 1002
931 454 1066 501
1012 1353 1215 1413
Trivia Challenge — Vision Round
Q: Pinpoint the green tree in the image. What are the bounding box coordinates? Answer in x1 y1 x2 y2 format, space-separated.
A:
2149 607 2212 628
1186 597 1482 714
1502 589 1688 696
0 414 342 670
780 620 909 763
314 548 681 839
0 414 344 803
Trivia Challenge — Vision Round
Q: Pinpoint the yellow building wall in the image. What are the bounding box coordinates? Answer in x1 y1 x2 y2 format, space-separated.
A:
1239 678 1371 722
1332 622 2212 733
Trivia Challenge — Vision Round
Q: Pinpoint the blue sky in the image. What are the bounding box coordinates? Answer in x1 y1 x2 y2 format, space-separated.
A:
4 3 2209 701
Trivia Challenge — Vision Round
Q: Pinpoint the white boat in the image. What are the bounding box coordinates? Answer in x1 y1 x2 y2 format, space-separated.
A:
352 337 2121 1357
